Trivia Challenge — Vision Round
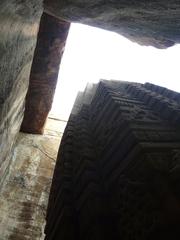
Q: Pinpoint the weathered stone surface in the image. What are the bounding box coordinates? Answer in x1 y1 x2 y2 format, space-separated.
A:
0 118 64 240
21 13 70 134
0 0 43 186
45 80 180 239
45 117 67 137
45 0 180 48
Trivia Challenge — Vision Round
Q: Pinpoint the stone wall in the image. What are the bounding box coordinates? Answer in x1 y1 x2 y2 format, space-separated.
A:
0 0 43 186
0 118 64 239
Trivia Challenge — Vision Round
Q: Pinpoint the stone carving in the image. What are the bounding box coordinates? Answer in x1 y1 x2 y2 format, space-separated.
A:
45 80 180 239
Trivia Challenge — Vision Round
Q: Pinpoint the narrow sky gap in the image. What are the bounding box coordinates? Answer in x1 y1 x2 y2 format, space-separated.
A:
51 23 180 120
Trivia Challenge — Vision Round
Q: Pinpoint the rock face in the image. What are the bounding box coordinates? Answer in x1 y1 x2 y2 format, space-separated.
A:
21 13 70 134
0 118 65 240
44 0 180 48
45 80 180 239
0 1 43 186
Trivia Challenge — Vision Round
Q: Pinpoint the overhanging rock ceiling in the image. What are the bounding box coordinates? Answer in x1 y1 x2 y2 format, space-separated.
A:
44 0 180 48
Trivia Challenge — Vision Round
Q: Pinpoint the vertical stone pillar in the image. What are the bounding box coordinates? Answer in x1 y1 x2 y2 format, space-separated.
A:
21 13 70 134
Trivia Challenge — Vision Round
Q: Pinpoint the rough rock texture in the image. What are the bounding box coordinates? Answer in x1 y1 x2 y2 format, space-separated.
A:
45 81 180 239
21 13 70 134
0 0 43 186
0 118 66 240
45 0 180 48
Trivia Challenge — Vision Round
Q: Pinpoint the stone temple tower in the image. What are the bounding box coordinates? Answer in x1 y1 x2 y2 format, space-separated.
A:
45 80 180 240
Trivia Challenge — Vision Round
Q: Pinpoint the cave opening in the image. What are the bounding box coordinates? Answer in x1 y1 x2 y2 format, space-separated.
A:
51 22 180 121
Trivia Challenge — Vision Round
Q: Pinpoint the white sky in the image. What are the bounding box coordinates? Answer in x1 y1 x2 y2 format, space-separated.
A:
51 23 180 120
